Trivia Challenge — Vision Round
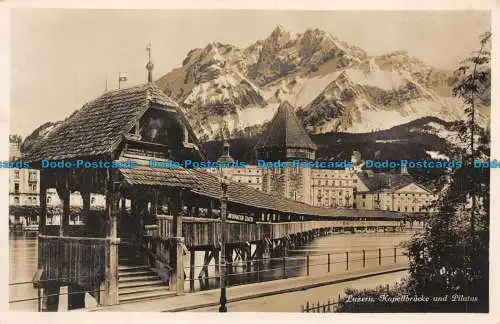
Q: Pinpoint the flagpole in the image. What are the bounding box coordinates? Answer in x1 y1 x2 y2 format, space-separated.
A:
118 72 127 89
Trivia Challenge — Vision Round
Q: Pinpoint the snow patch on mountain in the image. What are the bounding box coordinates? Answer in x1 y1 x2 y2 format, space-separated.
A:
342 68 406 91
235 103 279 129
426 150 450 161
155 25 490 140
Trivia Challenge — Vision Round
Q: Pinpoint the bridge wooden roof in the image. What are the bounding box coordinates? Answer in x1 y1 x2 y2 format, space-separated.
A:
116 163 401 219
119 164 198 188
23 83 201 162
188 169 401 219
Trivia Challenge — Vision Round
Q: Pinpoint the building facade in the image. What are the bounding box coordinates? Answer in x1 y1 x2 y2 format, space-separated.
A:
9 135 41 207
9 135 106 211
214 101 436 213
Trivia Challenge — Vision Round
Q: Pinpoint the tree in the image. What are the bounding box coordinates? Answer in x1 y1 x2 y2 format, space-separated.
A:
405 31 491 312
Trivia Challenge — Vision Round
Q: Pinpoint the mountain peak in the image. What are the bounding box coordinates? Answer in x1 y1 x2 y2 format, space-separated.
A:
273 24 287 34
269 24 291 40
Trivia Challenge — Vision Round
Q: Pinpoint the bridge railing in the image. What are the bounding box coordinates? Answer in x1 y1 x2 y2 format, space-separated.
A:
153 215 401 247
184 246 409 292
36 235 108 289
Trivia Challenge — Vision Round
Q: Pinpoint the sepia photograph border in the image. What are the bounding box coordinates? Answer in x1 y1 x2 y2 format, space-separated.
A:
0 0 499 323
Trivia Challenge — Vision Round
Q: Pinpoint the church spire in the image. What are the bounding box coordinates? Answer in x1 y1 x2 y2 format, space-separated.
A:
146 41 154 83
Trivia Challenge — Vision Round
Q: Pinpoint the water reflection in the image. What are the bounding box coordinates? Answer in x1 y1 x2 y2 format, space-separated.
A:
9 230 414 310
185 231 413 292
9 231 39 311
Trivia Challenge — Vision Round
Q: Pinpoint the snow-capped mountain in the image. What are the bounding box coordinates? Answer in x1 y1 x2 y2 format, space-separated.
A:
155 25 490 140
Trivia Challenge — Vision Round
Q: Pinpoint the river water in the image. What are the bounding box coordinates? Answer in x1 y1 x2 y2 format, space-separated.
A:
186 231 412 292
9 230 414 311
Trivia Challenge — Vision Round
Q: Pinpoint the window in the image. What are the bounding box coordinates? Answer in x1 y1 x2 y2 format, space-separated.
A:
248 179 251 183
362 194 366 199
387 207 390 211
14 183 19 194
47 196 51 204
14 197 19 205
29 184 37 192
14 171 20 179
362 202 365 207
91 197 95 204
28 172 37 182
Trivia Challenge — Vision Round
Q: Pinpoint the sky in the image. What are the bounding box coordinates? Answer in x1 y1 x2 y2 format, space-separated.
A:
10 9 491 138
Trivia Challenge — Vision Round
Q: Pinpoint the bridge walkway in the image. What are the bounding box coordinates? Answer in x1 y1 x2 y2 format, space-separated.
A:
85 262 408 312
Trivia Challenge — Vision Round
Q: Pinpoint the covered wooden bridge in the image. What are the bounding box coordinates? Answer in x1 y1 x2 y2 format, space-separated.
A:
24 81 403 311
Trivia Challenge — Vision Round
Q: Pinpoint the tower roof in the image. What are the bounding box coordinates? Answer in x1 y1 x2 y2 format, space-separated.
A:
217 139 234 163
255 100 316 150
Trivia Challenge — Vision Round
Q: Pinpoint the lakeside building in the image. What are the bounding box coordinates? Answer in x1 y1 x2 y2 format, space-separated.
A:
211 100 436 213
9 135 106 226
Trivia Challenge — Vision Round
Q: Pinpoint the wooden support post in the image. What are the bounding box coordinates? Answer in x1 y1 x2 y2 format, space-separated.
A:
37 173 48 282
327 253 330 273
283 256 286 279
306 255 310 276
81 191 90 229
363 250 366 268
37 288 42 312
346 251 349 271
68 284 86 310
198 250 212 278
121 198 126 213
58 172 70 236
171 188 185 295
100 170 119 306
394 247 397 263
379 248 382 265
214 250 220 275
189 250 195 292
208 200 214 218
41 284 60 312
256 255 260 282
38 172 47 235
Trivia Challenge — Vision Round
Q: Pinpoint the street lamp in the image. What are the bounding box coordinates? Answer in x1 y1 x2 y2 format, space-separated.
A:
218 167 230 312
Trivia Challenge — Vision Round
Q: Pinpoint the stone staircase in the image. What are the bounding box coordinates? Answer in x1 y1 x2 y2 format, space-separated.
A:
118 264 176 303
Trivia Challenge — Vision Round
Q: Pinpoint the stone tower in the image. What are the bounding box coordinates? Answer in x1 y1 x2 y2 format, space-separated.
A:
255 100 316 204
